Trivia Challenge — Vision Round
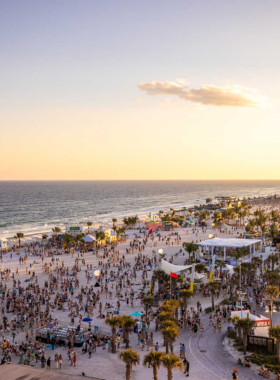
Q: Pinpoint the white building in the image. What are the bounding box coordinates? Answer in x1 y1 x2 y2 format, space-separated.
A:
66 226 83 235
0 238 8 249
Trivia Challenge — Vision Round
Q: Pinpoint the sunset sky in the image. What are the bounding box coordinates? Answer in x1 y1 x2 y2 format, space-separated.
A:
1 0 280 180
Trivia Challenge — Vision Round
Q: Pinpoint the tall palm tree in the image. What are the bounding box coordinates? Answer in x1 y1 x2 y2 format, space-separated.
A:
142 296 154 316
179 289 194 311
267 271 280 286
208 281 221 311
112 218 117 227
236 318 255 354
265 285 280 327
162 326 179 353
269 224 279 240
87 221 92 233
95 230 106 246
269 325 280 363
182 242 199 259
268 253 279 271
195 263 205 273
162 354 183 380
121 315 136 348
64 233 73 249
271 210 279 223
143 350 164 380
106 316 122 353
119 349 140 380
14 232 24 247
152 270 169 292
228 315 242 345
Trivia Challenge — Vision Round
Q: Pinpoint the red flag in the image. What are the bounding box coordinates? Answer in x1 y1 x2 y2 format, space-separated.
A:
170 271 178 278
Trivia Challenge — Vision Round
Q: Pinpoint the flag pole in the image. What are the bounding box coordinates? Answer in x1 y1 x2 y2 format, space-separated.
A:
170 275 172 299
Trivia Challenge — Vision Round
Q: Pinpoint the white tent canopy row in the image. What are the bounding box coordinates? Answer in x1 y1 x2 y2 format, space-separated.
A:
197 238 262 263
197 238 262 248
82 235 96 243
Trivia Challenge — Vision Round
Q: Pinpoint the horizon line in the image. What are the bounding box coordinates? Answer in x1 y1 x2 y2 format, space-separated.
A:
1 179 280 182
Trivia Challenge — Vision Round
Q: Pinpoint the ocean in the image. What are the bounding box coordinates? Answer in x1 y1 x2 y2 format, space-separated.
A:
1 180 280 238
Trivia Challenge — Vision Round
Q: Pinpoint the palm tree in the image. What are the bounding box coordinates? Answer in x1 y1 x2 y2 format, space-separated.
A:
271 211 279 223
268 253 279 271
121 315 136 348
14 232 24 247
52 226 61 236
64 233 73 249
142 296 154 316
87 221 92 233
179 289 194 311
269 325 280 363
162 326 179 353
195 263 206 273
95 230 106 246
213 212 223 224
208 281 221 311
236 318 255 354
112 218 117 227
119 349 140 380
162 354 183 380
217 260 226 273
228 315 242 345
116 227 126 241
182 242 199 259
106 316 122 353
267 271 280 286
152 270 169 292
265 285 280 327
269 224 279 239
143 350 164 380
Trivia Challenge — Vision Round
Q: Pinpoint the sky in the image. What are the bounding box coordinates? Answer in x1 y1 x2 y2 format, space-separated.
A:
1 0 280 180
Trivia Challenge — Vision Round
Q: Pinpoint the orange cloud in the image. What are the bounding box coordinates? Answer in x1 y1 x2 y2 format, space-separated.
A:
138 80 270 107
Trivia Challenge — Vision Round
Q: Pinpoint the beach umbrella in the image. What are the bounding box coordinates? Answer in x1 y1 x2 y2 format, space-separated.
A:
94 282 100 287
82 317 93 322
130 311 143 316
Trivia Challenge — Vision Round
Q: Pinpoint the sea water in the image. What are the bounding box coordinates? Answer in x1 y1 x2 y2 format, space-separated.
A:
1 180 280 238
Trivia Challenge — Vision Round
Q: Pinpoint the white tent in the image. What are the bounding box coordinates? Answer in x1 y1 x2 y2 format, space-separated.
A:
82 235 96 243
197 238 261 248
194 272 206 280
224 264 235 275
161 260 192 274
0 238 8 249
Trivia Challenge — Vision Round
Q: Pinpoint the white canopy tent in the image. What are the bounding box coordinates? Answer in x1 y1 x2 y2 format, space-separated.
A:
224 264 235 275
197 238 262 262
82 235 96 243
161 260 192 274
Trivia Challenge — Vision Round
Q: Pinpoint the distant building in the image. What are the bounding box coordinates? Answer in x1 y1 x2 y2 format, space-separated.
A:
0 238 8 249
215 196 241 208
66 226 83 235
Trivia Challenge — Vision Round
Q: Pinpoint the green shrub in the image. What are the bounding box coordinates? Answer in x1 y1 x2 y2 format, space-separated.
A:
227 330 237 339
220 298 231 305
204 306 213 314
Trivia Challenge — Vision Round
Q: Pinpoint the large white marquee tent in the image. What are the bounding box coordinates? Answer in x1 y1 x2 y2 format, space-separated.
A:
197 238 262 261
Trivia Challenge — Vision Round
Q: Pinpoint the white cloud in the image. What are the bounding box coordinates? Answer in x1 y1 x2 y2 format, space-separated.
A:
138 80 271 108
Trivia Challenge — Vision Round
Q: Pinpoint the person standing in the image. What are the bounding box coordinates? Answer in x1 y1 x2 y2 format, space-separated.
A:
47 357 51 370
58 354 63 369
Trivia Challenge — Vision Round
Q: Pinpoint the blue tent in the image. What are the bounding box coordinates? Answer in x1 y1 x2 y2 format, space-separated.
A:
130 311 143 316
82 317 93 322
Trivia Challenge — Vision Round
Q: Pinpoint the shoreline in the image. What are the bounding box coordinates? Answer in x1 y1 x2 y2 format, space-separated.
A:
1 192 279 245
